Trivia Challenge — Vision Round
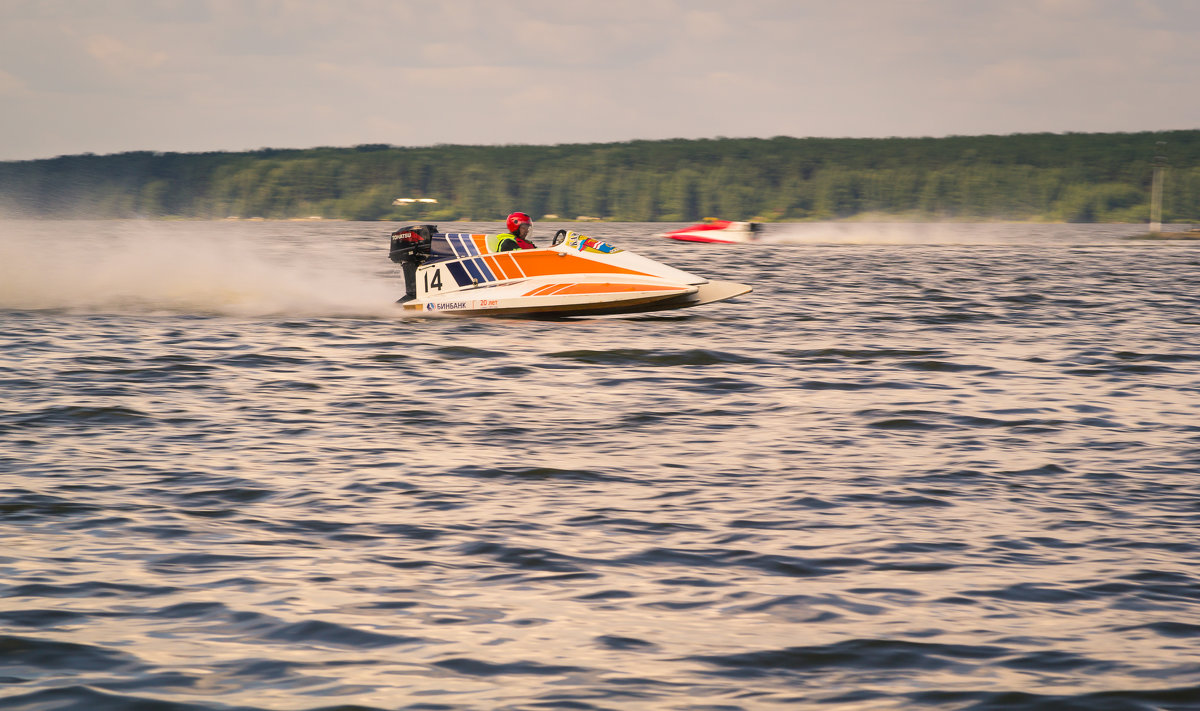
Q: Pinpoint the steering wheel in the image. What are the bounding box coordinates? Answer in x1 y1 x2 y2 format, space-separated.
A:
552 229 567 246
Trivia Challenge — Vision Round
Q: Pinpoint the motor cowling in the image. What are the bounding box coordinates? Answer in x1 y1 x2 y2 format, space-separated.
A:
388 224 438 303
388 224 437 264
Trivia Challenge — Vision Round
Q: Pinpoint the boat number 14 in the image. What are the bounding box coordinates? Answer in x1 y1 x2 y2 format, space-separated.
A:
423 269 444 292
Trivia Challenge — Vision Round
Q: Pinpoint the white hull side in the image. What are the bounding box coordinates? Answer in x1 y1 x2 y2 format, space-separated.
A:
402 274 699 317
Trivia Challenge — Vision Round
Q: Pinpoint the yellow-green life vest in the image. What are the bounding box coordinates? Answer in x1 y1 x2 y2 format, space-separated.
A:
485 233 519 252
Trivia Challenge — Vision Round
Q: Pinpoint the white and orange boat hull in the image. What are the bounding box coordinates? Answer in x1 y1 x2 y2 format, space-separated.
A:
395 230 751 317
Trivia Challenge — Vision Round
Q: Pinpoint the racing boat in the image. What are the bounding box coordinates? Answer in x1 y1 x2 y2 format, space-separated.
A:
660 217 762 244
388 224 751 317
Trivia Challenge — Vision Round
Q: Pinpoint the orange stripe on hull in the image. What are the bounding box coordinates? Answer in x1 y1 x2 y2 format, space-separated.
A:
553 283 683 295
511 251 652 278
500 253 524 278
483 255 508 280
523 284 563 297
471 234 488 253
521 282 682 297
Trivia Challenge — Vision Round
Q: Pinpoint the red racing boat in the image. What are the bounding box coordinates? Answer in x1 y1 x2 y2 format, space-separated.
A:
659 218 762 244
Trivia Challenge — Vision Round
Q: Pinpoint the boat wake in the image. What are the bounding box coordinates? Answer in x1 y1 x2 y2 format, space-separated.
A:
0 223 399 318
758 222 1126 245
758 223 999 245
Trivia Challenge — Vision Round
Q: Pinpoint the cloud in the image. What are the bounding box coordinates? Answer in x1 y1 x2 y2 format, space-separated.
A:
0 68 25 95
86 34 168 73
0 0 1198 159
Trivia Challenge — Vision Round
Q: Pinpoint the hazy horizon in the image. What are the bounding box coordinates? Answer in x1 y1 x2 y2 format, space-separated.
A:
7 128 1195 164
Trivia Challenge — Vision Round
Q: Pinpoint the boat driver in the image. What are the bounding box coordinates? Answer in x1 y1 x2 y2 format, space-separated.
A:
489 212 537 252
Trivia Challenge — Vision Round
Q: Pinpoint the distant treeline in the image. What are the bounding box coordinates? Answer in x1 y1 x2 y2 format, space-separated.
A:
1 131 1198 222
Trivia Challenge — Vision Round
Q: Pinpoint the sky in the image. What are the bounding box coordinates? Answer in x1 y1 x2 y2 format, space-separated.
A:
1 0 1198 161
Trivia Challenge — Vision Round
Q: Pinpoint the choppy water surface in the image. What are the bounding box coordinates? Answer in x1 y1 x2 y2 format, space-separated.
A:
2 220 1200 710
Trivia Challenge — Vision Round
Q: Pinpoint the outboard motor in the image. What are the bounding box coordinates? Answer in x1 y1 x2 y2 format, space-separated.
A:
388 224 437 303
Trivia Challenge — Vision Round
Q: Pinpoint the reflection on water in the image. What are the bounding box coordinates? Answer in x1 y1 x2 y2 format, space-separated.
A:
2 220 1199 710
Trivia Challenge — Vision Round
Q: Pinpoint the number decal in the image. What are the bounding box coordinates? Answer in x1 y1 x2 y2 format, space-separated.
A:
423 269 444 293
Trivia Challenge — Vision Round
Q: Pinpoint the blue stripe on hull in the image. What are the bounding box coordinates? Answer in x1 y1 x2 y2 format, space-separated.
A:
470 258 495 282
449 234 479 257
460 258 485 283
446 261 472 286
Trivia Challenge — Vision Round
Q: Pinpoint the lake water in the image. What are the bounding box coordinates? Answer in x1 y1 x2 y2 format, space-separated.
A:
2 220 1199 710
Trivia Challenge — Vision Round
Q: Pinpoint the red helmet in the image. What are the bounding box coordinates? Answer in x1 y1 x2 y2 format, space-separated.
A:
506 211 532 233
